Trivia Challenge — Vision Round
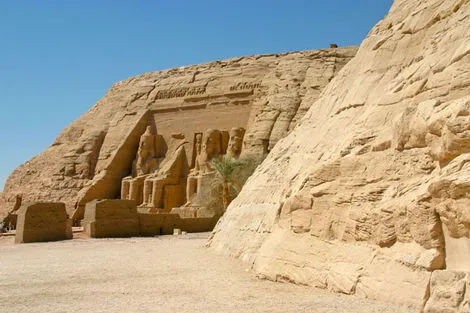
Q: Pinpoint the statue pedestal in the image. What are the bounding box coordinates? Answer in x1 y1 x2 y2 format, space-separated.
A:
121 175 148 206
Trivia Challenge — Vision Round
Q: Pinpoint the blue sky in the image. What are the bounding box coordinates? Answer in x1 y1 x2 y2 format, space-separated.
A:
0 0 394 191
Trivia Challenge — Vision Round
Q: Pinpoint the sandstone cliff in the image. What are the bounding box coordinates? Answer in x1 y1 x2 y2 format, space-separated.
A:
0 47 357 219
209 0 470 310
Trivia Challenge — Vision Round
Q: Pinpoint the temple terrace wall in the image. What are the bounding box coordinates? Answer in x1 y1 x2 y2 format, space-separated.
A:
82 199 140 238
82 199 217 238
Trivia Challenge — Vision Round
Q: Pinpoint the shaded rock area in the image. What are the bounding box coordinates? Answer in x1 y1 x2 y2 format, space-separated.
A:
209 0 470 310
1 46 357 222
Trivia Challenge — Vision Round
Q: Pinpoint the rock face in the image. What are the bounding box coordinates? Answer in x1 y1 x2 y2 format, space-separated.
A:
424 270 470 313
1 47 357 220
209 0 470 309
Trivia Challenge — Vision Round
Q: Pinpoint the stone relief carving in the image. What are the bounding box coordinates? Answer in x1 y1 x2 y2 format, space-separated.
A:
230 81 261 91
153 85 206 100
176 127 246 217
120 125 245 216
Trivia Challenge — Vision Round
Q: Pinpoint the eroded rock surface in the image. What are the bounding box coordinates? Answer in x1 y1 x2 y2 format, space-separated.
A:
209 0 470 309
1 47 356 220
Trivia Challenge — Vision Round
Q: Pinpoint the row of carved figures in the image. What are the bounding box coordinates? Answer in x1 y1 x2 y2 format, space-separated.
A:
121 126 245 213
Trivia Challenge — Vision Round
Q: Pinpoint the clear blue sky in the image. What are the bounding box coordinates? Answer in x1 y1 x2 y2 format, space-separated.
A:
0 0 393 191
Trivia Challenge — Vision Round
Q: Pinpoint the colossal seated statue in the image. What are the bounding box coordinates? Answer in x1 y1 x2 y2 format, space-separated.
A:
122 126 246 216
186 129 224 204
172 127 245 218
140 146 189 211
121 126 164 205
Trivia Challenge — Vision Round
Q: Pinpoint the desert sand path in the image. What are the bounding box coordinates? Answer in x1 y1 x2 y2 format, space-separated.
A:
0 233 417 313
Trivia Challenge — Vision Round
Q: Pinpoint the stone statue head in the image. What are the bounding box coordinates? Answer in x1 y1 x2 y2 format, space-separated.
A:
139 126 155 153
202 129 221 158
144 126 153 136
227 127 245 157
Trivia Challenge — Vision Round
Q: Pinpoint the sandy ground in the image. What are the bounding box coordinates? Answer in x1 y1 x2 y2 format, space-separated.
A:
0 233 418 313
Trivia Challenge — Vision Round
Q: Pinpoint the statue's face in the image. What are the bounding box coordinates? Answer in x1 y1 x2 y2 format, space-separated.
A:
229 136 242 153
202 130 217 156
228 129 244 155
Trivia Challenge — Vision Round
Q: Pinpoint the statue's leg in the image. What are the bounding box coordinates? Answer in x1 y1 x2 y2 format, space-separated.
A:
121 180 130 200
151 180 167 209
186 177 198 202
129 179 137 202
142 179 153 205
129 179 144 205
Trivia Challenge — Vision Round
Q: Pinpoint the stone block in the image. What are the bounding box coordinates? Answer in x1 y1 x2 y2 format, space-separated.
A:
82 199 139 238
15 202 71 243
138 213 180 236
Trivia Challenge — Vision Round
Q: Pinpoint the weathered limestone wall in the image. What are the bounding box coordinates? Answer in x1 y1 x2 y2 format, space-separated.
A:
1 47 357 219
15 202 72 243
138 213 217 236
138 213 181 236
243 49 356 155
424 270 470 313
82 199 217 237
209 0 470 309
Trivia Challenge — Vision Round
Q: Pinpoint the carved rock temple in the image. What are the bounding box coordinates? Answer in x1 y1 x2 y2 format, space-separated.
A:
3 0 470 309
1 47 357 226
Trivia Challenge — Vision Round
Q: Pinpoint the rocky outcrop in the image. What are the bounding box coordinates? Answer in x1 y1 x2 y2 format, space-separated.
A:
424 270 470 312
1 47 357 219
209 0 470 309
